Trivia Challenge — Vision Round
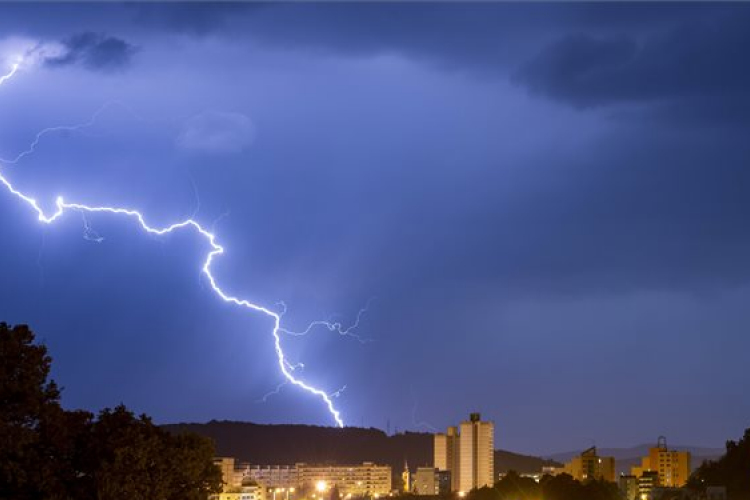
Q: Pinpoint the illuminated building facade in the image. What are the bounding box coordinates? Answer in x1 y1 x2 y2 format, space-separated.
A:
458 413 495 492
434 413 495 493
212 458 267 500
412 467 438 495
296 462 391 497
637 470 659 500
434 426 460 491
559 447 615 482
630 437 691 488
242 465 299 490
402 462 411 493
220 461 391 498
618 474 639 500
216 457 240 490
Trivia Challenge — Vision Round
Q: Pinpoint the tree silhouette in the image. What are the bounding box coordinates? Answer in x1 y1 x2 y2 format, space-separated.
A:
688 428 750 500
0 322 222 499
495 470 540 500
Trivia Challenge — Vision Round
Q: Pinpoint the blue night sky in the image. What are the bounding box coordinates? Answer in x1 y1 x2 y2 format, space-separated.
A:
1 3 749 455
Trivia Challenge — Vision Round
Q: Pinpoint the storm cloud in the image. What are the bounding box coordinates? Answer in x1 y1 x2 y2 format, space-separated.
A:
44 32 136 72
514 9 750 114
0 2 748 455
177 111 256 155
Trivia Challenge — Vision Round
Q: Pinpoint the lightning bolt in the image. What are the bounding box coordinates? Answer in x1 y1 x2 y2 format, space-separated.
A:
278 298 375 344
257 380 289 403
0 63 19 86
1 79 347 427
81 212 105 243
329 384 347 399
0 100 135 166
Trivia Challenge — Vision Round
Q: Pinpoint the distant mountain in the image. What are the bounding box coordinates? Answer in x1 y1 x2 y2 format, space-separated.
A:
162 421 559 477
547 444 724 475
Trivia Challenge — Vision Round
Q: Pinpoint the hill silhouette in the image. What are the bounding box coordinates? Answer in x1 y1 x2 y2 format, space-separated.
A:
162 421 560 475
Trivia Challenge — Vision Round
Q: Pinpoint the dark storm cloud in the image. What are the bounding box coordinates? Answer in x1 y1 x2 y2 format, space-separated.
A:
2 2 741 79
124 3 742 78
514 10 750 109
2 1 750 452
128 3 252 35
45 32 136 72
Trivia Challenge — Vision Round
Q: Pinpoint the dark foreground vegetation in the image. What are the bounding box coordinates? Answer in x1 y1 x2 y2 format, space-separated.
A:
464 472 620 500
0 322 222 500
687 428 750 500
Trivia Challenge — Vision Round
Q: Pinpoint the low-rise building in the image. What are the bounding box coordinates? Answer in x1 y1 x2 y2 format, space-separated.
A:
296 462 391 498
212 458 267 500
241 465 299 490
557 447 616 482
619 474 639 500
638 470 659 500
436 470 451 495
413 467 439 495
215 458 391 499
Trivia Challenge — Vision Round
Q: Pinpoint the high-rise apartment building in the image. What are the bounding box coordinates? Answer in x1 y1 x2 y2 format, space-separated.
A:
434 426 459 491
434 413 494 493
631 437 691 488
458 413 495 492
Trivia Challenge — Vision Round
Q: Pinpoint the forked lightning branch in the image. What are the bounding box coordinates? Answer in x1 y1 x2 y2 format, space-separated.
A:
0 61 353 428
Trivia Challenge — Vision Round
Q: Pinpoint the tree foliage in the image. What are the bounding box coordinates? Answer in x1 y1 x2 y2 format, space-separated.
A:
463 471 620 500
494 470 540 500
688 428 750 500
0 322 222 500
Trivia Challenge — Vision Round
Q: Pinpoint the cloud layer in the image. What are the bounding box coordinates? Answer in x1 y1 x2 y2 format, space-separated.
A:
176 111 255 155
0 3 748 453
44 32 136 72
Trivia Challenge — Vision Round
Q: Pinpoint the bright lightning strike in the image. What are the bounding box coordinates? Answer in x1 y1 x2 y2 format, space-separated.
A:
0 63 19 86
0 182 346 427
0 89 350 427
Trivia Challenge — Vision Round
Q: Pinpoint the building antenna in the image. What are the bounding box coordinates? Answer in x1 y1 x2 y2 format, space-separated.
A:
658 436 668 450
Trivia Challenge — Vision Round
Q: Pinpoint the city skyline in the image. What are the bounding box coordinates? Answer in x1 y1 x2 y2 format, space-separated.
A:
1 2 749 456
